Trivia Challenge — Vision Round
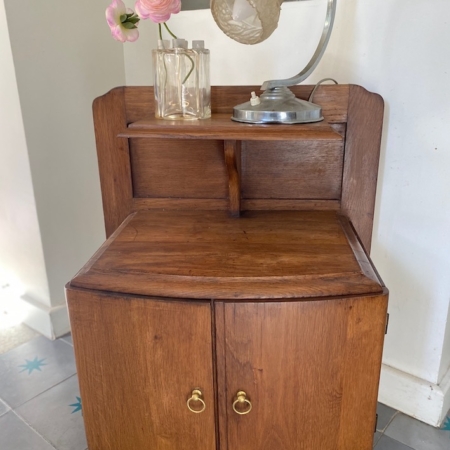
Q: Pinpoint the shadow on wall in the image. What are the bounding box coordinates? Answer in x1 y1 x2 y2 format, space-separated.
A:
376 232 444 385
372 98 390 240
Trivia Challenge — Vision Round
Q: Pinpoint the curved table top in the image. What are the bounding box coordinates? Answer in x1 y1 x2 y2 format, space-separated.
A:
70 210 383 300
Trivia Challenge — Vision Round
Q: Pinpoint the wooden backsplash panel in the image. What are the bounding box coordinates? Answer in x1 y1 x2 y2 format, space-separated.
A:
130 138 228 199
242 140 344 200
123 85 350 123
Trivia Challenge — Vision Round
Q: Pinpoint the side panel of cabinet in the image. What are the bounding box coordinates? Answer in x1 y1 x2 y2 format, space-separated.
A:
67 287 216 450
215 295 388 450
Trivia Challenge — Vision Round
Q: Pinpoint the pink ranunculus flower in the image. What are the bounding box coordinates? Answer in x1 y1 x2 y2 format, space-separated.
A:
106 0 140 43
135 0 181 23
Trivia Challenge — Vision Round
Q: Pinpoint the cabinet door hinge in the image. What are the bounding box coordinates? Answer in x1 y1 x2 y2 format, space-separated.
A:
374 413 378 433
385 313 390 335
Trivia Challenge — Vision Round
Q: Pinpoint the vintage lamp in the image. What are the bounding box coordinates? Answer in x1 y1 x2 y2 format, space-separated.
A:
210 0 337 124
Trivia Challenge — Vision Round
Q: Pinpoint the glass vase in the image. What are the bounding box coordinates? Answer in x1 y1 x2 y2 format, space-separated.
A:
152 41 211 120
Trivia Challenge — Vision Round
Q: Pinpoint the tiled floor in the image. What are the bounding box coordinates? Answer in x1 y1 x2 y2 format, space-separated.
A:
0 332 449 449
0 334 86 450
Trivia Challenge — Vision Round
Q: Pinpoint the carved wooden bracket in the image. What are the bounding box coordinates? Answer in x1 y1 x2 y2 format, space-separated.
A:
224 140 241 217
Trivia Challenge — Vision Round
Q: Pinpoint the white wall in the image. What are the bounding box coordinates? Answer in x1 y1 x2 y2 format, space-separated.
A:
124 0 450 425
0 0 49 305
124 1 326 86
319 0 450 385
325 0 450 426
124 18 159 86
2 0 126 337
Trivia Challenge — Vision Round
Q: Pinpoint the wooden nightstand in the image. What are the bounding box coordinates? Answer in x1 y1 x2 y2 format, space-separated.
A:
66 85 388 450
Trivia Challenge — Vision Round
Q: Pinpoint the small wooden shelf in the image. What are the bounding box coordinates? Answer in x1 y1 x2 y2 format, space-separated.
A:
95 85 383 252
119 113 343 141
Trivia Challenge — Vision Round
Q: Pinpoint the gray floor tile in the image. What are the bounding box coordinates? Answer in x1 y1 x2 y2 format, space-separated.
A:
0 411 54 450
0 398 10 417
385 412 450 450
60 333 73 346
374 431 383 447
375 435 414 449
16 374 87 450
0 335 76 408
377 402 398 431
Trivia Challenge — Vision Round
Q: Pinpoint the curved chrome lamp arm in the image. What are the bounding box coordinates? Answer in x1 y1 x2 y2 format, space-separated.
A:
261 0 337 91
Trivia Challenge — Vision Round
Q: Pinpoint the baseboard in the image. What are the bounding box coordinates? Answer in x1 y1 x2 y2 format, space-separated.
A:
379 363 450 427
20 294 70 339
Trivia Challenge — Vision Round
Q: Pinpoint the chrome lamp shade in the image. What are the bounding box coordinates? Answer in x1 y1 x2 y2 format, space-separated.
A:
210 0 337 124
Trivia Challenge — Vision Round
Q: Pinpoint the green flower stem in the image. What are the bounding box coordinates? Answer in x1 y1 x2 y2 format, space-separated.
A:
160 22 194 85
182 55 195 85
159 23 162 40
163 22 177 39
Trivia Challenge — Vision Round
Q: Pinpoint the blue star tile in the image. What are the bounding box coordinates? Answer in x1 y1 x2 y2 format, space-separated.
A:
442 416 450 431
0 336 76 408
18 357 47 374
69 396 82 414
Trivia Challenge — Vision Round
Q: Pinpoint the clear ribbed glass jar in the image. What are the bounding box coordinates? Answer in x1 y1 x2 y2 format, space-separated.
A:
153 40 211 120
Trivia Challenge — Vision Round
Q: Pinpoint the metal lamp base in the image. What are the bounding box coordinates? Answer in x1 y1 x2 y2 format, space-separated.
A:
232 87 323 124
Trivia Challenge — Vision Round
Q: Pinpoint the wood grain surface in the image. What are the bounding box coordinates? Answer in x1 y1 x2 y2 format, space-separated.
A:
129 138 228 199
241 199 340 211
132 198 340 212
132 198 229 210
123 85 350 123
70 210 383 300
94 85 383 240
216 294 388 450
67 287 216 450
341 85 384 252
241 140 344 200
93 88 133 237
224 141 241 216
122 115 342 141
336 290 389 448
338 215 386 287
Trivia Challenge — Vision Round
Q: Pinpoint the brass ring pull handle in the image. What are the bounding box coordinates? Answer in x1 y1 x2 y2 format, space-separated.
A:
232 391 252 415
187 389 206 414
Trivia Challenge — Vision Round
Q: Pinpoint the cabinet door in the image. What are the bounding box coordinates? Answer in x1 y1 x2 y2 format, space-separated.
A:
67 288 216 450
216 296 387 450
